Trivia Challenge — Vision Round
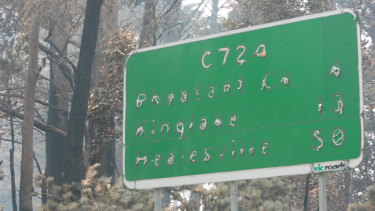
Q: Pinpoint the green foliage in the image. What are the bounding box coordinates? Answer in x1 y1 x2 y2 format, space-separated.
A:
35 164 153 210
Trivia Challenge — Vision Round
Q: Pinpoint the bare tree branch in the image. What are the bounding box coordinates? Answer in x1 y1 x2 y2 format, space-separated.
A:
158 0 179 19
0 92 68 114
0 87 24 92
0 103 67 138
0 137 44 176
0 138 22 145
37 74 72 102
38 42 75 89
48 39 78 73
33 153 43 175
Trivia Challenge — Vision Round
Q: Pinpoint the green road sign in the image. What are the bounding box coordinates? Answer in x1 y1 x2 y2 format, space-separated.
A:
123 10 363 189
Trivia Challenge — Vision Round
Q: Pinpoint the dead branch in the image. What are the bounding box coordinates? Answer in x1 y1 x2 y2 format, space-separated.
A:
38 42 75 89
0 102 67 138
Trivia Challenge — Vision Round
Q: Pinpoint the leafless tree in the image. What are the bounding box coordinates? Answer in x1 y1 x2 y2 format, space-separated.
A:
19 13 40 211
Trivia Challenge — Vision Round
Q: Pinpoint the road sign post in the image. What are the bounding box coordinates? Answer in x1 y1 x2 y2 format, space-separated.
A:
123 10 363 189
231 182 238 211
319 173 327 211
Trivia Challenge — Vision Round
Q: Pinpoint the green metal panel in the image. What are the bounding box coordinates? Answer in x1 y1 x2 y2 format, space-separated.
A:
124 11 362 187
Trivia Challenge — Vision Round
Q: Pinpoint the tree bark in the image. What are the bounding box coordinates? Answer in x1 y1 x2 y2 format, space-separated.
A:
139 0 156 48
46 2 70 187
63 0 103 186
92 0 118 87
19 15 40 211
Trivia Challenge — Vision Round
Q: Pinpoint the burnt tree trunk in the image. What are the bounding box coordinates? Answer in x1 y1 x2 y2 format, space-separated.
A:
139 0 156 48
46 3 70 187
63 0 103 186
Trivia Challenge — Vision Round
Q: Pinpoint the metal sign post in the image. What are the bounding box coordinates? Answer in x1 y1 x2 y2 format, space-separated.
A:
319 173 327 211
154 189 161 211
123 9 363 189
231 182 238 211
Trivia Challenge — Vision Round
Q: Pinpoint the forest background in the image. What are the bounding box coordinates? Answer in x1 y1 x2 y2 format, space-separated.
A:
0 0 374 210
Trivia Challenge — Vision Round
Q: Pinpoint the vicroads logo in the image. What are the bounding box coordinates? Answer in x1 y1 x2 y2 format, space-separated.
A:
313 161 346 172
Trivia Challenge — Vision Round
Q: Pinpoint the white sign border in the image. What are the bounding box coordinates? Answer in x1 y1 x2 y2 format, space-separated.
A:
123 9 364 189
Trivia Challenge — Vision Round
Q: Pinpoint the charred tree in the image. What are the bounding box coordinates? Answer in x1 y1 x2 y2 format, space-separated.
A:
63 0 104 187
46 4 70 187
139 0 156 48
